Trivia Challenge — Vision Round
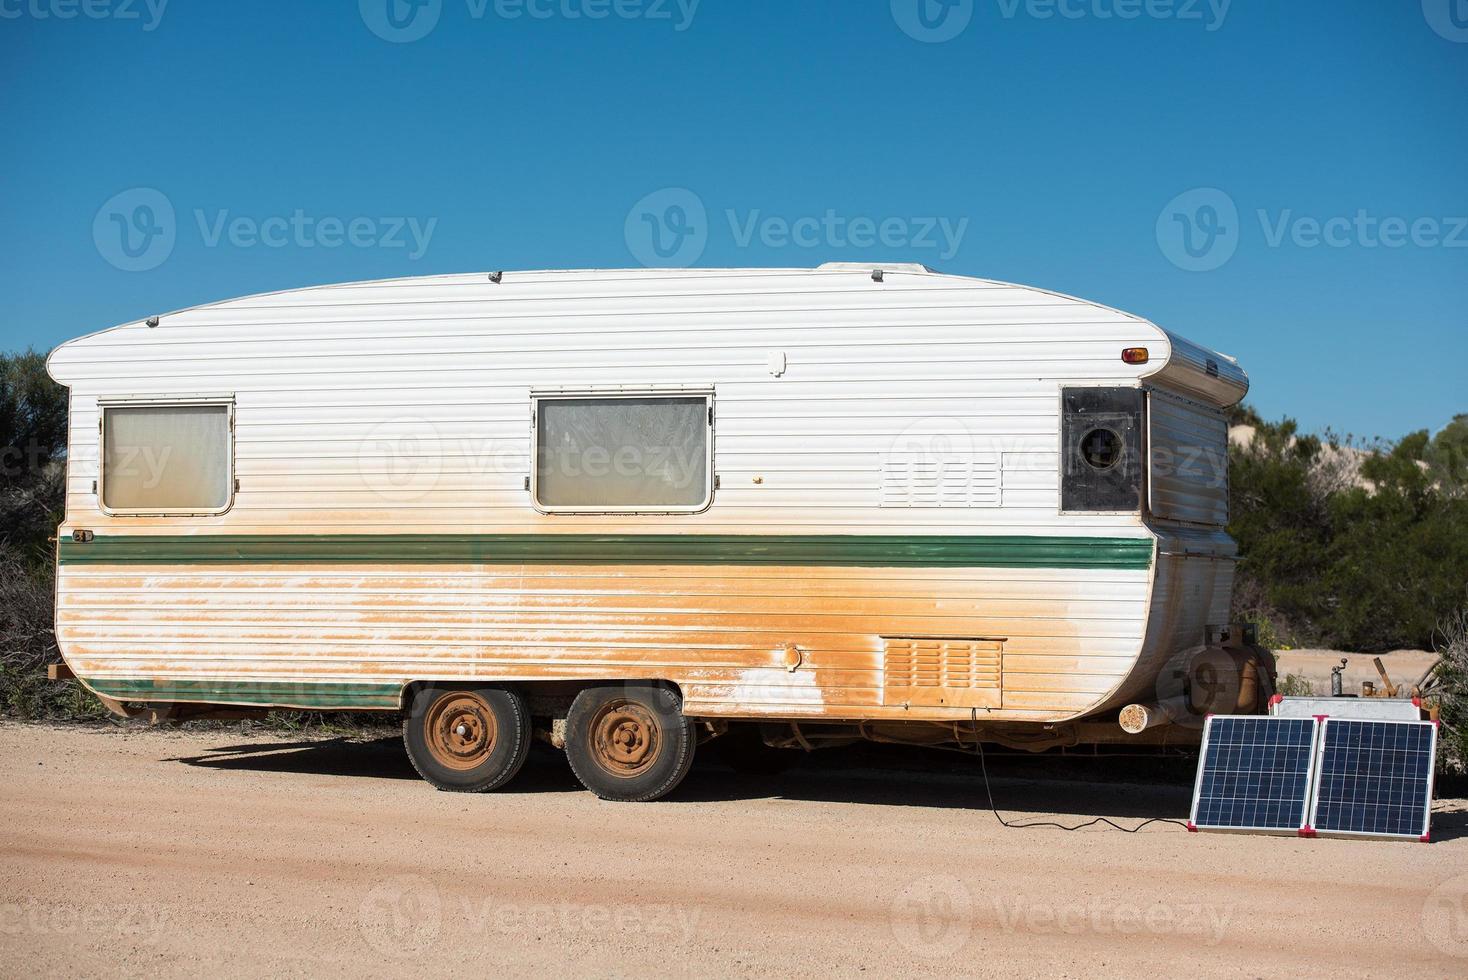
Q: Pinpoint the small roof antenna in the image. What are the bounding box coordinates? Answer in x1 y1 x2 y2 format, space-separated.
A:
488 271 503 284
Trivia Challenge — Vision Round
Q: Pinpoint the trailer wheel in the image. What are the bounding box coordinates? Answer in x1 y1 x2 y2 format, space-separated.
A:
564 684 696 802
404 685 531 793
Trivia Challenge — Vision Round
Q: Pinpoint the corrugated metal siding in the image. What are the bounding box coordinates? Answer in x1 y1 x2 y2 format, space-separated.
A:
46 267 1240 722
1148 388 1229 526
56 562 1149 719
54 271 1166 536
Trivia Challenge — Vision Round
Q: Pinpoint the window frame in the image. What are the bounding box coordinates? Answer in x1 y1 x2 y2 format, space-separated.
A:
529 387 715 516
97 396 237 518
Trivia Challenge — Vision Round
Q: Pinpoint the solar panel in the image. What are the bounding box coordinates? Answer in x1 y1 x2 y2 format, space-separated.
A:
1189 716 1319 835
1308 719 1437 841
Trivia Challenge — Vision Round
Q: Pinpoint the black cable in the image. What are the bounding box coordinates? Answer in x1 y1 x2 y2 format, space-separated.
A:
969 708 1189 833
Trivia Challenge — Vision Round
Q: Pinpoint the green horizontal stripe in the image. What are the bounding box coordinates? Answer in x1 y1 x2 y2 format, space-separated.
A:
87 678 401 709
59 534 1154 570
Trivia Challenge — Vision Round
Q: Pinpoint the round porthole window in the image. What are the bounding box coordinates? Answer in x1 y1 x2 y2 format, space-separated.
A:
1080 428 1124 471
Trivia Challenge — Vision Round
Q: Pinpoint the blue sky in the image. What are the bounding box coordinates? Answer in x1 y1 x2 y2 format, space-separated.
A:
3 0 1465 439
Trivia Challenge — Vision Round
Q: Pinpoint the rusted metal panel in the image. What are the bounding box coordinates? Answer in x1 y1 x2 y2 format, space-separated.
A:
55 559 1149 720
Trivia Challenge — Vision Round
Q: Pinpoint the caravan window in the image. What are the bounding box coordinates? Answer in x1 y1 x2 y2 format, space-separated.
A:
101 402 234 514
533 393 712 513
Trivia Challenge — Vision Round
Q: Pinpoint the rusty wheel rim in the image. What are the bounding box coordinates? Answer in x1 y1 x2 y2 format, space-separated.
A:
589 700 660 778
423 692 498 771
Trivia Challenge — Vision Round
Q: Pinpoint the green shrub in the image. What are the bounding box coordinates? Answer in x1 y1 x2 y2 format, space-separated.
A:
1228 411 1468 652
1431 610 1468 774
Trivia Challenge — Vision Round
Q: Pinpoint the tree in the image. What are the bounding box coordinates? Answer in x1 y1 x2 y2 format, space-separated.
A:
1426 414 1468 493
1 349 80 716
0 349 67 490
0 350 68 566
1228 405 1468 652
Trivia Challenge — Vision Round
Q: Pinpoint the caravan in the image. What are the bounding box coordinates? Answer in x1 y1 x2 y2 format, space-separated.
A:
46 264 1273 800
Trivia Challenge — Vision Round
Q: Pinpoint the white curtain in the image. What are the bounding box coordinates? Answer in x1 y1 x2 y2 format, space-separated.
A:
102 405 230 511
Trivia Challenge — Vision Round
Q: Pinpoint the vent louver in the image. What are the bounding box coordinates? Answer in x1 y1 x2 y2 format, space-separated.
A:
882 637 1003 708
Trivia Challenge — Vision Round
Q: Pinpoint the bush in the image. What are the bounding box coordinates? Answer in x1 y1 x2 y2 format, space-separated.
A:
1276 672 1315 697
1432 610 1468 773
0 544 108 720
1228 411 1468 652
0 350 88 717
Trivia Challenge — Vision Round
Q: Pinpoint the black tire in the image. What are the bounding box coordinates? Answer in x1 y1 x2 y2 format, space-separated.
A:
712 724 793 776
403 684 531 793
564 684 696 802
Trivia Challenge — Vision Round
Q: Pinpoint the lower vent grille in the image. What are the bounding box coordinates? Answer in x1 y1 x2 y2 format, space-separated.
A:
883 636 1003 709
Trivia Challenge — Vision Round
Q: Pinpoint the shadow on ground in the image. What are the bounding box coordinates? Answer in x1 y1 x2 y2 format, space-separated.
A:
167 735 1208 822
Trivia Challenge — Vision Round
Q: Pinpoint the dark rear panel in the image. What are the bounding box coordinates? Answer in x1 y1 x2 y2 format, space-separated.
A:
1061 387 1144 513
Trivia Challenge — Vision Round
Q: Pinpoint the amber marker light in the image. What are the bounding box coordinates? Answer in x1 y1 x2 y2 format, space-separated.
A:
1122 347 1150 364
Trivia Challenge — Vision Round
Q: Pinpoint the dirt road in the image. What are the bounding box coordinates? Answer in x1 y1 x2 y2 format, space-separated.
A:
2 722 1466 977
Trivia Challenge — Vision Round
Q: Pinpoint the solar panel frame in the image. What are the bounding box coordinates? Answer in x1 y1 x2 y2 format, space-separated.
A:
1307 718 1437 841
1189 715 1320 836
